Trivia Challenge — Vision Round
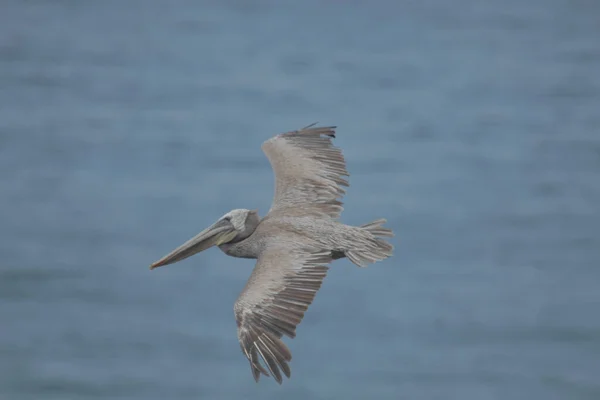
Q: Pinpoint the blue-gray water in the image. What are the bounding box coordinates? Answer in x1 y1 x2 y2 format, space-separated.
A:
1 1 599 399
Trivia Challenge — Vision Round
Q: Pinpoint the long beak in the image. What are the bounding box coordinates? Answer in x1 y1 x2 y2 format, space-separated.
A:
150 219 236 270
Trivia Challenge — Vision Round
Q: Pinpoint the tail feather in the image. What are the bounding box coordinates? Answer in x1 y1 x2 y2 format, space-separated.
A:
346 219 394 267
359 218 394 237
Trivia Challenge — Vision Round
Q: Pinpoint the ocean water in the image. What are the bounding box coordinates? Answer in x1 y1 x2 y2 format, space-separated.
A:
1 1 599 399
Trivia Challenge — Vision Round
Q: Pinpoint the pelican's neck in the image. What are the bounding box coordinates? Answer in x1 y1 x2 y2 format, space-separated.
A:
219 237 260 259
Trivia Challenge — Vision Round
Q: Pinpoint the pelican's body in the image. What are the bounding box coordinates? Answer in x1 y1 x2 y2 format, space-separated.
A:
151 125 394 383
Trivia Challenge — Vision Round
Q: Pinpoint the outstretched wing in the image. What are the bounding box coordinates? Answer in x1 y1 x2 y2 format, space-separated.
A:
233 241 331 384
261 125 349 219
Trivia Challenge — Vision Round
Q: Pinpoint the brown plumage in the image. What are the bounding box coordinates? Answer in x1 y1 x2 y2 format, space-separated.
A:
150 125 394 384
262 125 348 219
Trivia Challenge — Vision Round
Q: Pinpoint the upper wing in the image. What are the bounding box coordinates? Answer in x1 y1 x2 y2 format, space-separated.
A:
261 125 349 219
233 241 331 384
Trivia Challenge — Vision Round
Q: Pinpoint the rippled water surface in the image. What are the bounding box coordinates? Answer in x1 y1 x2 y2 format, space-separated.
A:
1 1 600 399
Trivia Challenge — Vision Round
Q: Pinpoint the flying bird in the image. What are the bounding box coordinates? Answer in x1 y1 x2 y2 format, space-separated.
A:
150 124 394 384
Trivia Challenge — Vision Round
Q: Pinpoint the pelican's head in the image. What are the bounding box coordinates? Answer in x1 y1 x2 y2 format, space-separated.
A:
150 209 260 269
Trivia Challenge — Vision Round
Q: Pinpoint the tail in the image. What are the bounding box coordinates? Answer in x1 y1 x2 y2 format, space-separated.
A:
346 219 394 267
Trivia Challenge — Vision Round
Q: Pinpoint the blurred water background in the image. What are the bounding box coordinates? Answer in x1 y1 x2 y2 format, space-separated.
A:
1 1 599 399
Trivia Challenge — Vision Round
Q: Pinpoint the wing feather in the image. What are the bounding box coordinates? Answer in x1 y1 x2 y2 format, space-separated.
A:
261 125 349 219
233 244 331 384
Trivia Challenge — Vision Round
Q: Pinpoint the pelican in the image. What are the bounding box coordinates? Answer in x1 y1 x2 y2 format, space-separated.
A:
150 125 394 384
